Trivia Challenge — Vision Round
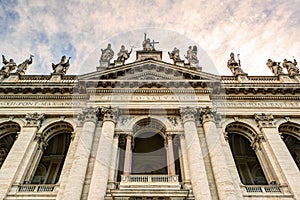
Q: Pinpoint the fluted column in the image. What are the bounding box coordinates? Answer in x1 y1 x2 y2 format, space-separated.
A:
63 107 98 200
180 107 212 200
0 113 44 199
123 134 132 176
254 114 300 199
201 107 242 200
166 134 176 175
87 107 118 200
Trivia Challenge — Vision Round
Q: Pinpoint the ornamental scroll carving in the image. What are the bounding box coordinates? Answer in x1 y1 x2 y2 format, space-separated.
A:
254 113 275 129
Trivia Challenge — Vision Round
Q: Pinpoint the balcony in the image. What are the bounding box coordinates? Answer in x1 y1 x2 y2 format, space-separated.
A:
241 185 293 198
5 184 58 200
119 175 181 190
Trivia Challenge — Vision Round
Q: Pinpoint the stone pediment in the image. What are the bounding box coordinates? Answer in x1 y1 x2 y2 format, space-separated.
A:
78 59 220 83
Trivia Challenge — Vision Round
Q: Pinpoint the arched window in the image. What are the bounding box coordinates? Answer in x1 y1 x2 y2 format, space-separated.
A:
132 119 167 174
0 122 20 168
226 123 268 185
30 122 73 184
279 122 300 170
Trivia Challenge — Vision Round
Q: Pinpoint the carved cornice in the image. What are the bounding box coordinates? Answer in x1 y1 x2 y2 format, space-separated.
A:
180 107 198 124
25 113 45 128
101 106 119 123
254 113 275 129
77 107 98 124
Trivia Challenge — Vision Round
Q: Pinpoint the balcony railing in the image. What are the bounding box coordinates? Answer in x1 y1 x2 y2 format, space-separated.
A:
17 184 55 193
122 175 178 183
241 185 292 197
120 175 181 190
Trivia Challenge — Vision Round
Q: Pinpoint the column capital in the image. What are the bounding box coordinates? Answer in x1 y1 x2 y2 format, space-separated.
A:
101 106 119 123
25 113 45 128
34 132 48 151
254 113 275 129
180 107 198 124
77 107 98 124
200 106 217 123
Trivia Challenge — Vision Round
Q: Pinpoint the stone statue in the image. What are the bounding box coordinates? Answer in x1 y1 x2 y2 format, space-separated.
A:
52 56 71 75
16 55 34 75
282 57 299 77
116 45 132 65
185 45 199 66
168 47 183 63
99 43 114 67
227 52 244 75
142 33 155 51
0 55 17 77
266 59 283 76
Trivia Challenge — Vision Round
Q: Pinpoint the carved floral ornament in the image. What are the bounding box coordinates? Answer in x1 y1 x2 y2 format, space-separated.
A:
254 113 275 128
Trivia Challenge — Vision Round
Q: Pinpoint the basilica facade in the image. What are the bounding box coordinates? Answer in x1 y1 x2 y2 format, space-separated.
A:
0 38 299 200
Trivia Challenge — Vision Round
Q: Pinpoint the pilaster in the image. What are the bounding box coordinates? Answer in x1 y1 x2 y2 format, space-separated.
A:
0 113 44 199
254 113 300 199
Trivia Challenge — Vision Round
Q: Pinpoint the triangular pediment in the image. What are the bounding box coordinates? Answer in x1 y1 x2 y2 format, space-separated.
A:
79 59 220 83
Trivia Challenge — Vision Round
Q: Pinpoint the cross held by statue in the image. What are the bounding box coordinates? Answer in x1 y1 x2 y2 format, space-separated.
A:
151 40 159 50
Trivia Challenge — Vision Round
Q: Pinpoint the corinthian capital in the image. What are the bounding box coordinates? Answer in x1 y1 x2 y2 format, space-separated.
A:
102 106 119 123
254 113 275 128
25 113 45 127
200 106 216 123
180 107 197 124
77 107 98 124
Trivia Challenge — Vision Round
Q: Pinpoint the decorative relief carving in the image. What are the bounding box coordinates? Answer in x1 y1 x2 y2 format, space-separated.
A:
101 106 119 123
77 107 98 125
251 134 265 151
25 113 45 127
118 116 132 129
254 113 275 128
34 132 48 151
180 107 197 124
167 117 178 128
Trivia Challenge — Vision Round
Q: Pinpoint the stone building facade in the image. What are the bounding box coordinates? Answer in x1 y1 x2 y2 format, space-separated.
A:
0 41 300 200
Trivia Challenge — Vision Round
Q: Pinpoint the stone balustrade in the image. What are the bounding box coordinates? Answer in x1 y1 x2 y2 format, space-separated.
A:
17 184 55 193
241 185 292 198
121 175 178 183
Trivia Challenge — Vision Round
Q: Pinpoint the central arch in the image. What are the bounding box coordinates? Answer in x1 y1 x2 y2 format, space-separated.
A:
132 118 167 174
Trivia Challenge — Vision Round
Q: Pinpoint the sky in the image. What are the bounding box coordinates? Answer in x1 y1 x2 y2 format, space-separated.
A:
0 0 299 76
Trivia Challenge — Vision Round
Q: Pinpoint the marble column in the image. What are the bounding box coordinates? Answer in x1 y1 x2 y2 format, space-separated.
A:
87 107 118 200
179 134 191 184
123 134 132 176
63 107 98 200
180 107 212 200
201 107 242 200
0 113 44 200
166 134 176 175
254 114 300 199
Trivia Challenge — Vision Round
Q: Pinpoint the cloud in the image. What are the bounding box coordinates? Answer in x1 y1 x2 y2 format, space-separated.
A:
0 0 299 76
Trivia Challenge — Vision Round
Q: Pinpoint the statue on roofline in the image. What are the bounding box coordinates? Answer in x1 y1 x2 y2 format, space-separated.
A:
168 47 183 64
227 52 244 76
185 45 199 66
16 55 34 75
266 59 283 76
282 57 299 77
99 43 114 68
0 55 17 77
116 45 132 65
142 33 155 51
52 55 71 75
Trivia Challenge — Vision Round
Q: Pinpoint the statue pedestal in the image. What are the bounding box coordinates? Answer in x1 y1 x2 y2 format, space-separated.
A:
136 50 162 61
114 60 124 67
293 74 300 83
50 73 62 82
278 74 292 83
236 73 248 82
4 73 19 82
175 60 184 67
